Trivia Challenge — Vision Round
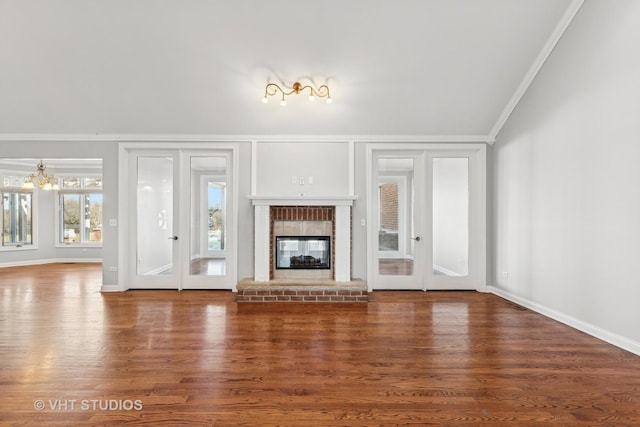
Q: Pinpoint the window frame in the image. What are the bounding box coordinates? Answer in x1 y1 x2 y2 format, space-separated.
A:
1 171 37 252
55 174 103 248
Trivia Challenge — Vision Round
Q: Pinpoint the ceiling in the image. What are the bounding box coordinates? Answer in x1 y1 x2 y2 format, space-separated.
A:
0 0 580 140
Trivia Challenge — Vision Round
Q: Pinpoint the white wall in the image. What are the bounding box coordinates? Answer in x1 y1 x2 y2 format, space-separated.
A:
492 0 640 352
255 142 350 197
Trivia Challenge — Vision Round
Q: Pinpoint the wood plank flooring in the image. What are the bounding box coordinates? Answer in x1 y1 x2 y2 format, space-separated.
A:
1 263 640 426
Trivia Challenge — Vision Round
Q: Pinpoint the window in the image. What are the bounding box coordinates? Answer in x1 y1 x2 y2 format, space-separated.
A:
58 176 103 245
2 191 33 246
1 172 34 248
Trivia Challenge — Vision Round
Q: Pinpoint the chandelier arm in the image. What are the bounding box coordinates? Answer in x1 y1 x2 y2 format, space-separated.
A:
298 85 314 95
265 82 299 97
265 83 283 97
316 84 331 98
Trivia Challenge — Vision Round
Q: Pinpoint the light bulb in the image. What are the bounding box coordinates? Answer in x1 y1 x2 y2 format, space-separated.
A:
308 95 315 102
262 96 268 104
326 97 333 104
280 99 287 106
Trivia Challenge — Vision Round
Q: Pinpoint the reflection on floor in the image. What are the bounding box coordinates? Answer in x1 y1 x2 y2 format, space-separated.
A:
190 258 226 276
379 258 414 275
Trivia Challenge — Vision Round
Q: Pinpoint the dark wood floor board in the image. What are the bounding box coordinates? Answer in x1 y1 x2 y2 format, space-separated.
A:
1 263 639 426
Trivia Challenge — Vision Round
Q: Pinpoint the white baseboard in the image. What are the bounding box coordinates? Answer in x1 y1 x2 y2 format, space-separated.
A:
488 286 640 357
0 258 102 268
100 284 125 292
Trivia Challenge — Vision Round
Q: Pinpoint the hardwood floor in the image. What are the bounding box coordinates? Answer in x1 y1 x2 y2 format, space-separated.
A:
1 263 640 426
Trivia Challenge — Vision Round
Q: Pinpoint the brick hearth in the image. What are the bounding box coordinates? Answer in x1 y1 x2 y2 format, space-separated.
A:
236 279 368 303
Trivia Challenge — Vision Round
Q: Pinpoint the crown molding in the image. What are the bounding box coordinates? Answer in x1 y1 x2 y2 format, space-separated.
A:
0 133 492 144
487 0 584 144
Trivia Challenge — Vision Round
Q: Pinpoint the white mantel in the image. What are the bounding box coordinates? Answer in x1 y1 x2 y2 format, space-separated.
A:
248 195 357 206
249 195 358 282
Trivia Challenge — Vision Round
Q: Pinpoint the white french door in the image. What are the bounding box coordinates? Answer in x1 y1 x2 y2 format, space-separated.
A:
371 151 426 290
368 144 486 291
125 147 236 290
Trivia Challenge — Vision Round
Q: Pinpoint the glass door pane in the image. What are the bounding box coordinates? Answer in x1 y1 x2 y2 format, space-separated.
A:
187 156 228 280
432 157 469 277
206 182 226 253
135 156 176 278
373 153 424 290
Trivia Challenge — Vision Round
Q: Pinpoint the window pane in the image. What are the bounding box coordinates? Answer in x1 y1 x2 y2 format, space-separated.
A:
378 182 399 251
86 194 103 242
61 194 81 243
208 182 226 251
84 178 102 189
137 156 173 276
377 157 415 277
2 192 32 245
2 175 23 188
432 157 469 276
62 177 81 189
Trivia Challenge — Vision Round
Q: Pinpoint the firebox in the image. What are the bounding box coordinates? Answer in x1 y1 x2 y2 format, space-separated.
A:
275 236 331 270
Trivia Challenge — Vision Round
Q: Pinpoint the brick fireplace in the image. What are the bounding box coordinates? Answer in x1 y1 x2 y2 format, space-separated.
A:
240 196 365 302
247 196 357 282
270 206 335 280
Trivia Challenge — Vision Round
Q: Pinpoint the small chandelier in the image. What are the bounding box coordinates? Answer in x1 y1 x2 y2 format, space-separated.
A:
262 81 332 106
23 160 59 190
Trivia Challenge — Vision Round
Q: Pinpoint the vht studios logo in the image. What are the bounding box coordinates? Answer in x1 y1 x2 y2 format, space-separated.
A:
34 399 143 411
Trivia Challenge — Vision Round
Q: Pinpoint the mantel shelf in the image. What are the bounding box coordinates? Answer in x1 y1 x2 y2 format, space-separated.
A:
247 195 358 206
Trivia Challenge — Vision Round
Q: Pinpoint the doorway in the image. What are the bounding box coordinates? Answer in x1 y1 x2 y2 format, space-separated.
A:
120 145 237 290
368 144 486 291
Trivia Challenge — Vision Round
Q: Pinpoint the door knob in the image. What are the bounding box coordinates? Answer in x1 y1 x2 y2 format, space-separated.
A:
411 236 421 242
168 236 178 240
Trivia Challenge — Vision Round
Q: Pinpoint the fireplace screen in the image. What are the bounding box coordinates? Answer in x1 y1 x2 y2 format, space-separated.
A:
275 236 331 269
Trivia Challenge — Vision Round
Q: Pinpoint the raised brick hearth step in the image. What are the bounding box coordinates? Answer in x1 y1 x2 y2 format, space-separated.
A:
236 279 368 303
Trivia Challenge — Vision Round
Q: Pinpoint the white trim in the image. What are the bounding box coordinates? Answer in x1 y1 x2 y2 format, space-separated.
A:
116 144 130 291
253 205 270 282
334 205 351 282
0 133 492 144
248 195 357 206
250 140 258 195
488 286 640 357
348 140 355 196
0 258 101 268
0 245 38 252
487 0 584 142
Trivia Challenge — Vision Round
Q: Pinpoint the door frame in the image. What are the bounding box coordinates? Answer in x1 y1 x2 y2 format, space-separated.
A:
117 142 239 291
366 143 486 292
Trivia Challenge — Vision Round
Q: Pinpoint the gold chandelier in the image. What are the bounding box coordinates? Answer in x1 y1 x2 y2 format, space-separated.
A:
262 81 332 106
23 160 59 190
